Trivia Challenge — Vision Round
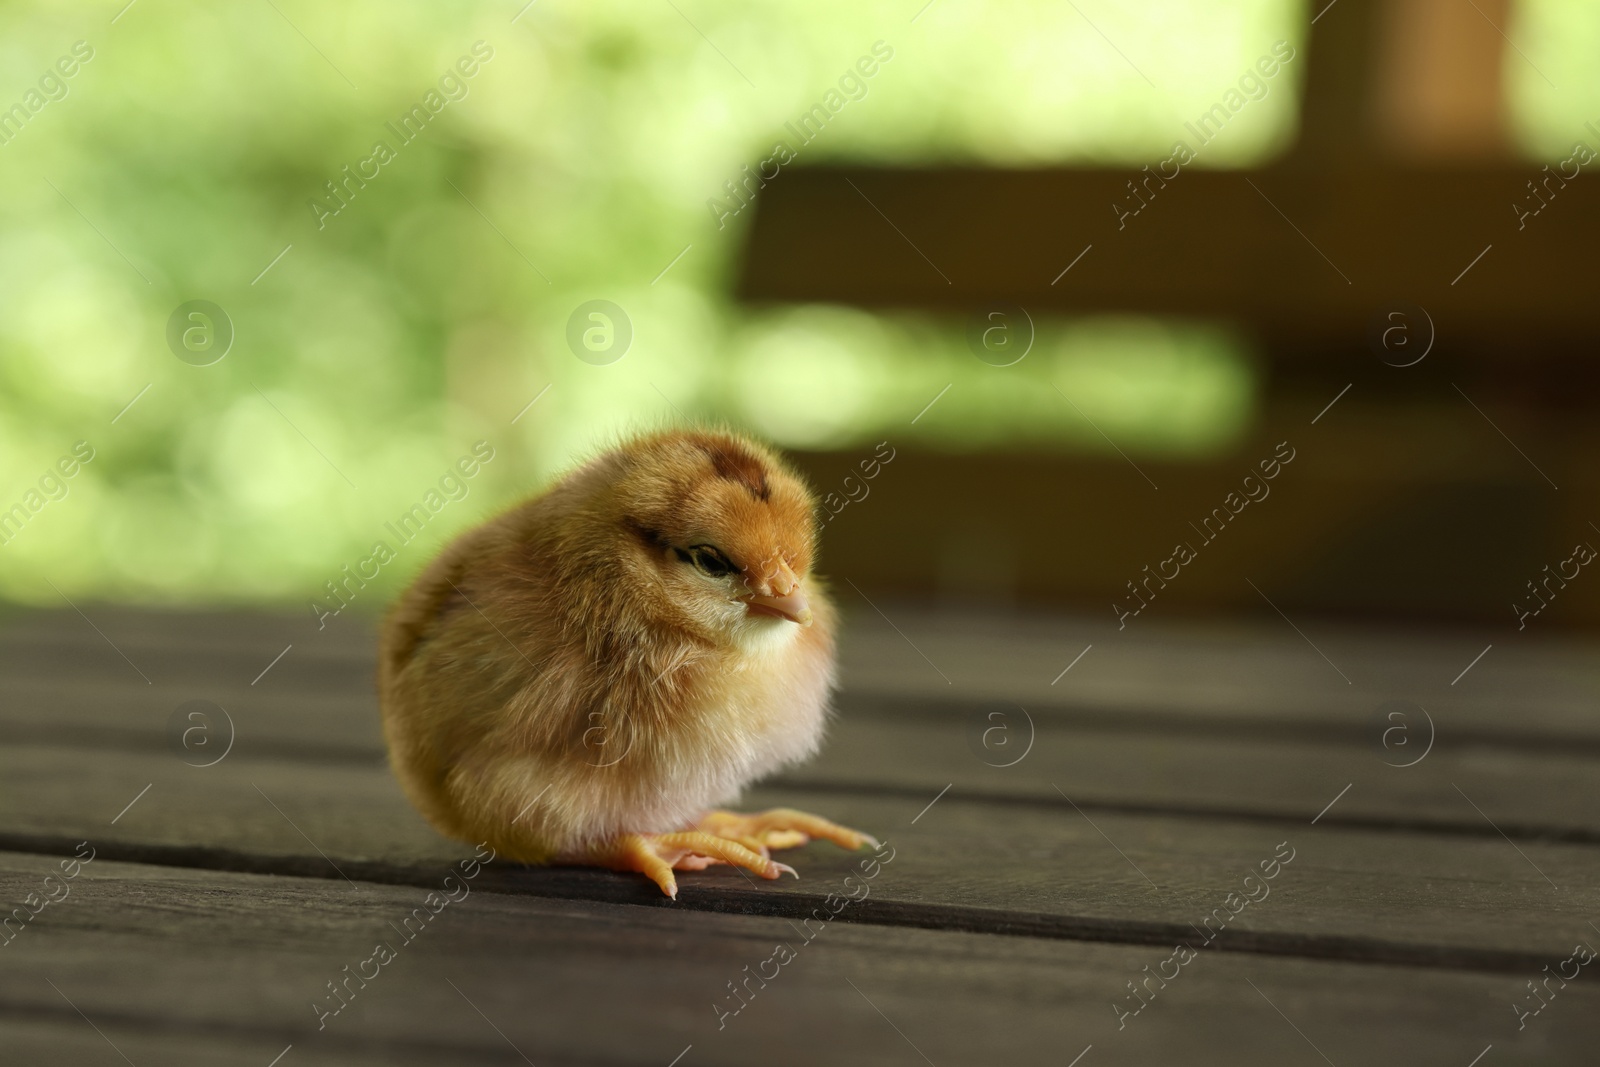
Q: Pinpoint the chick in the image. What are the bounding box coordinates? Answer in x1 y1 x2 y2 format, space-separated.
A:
377 428 874 897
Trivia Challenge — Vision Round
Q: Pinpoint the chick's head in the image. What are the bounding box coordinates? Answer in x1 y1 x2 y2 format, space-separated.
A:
608 429 821 648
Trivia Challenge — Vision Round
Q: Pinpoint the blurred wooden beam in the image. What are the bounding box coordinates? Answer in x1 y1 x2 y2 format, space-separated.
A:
735 0 1584 352
1369 0 1513 161
1299 0 1514 162
736 163 1600 349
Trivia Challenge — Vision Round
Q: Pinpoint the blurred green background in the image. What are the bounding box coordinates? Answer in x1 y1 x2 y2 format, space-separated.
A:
0 0 1592 610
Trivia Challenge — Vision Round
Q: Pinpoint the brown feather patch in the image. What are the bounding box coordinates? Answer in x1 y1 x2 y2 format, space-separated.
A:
695 439 770 501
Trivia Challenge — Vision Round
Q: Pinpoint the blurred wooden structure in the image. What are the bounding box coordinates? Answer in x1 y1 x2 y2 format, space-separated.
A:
743 0 1600 627
3 605 1599 1063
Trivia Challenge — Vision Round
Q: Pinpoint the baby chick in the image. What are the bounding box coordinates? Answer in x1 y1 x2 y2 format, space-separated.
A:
378 428 874 897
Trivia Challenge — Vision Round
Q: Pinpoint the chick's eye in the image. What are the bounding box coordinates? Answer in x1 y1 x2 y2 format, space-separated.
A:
683 544 734 577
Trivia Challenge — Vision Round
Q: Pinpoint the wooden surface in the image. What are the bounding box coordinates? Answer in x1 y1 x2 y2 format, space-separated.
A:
2 604 1598 1064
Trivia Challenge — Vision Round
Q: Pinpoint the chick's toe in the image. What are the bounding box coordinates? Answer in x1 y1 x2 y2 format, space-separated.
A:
698 808 878 852
586 831 798 899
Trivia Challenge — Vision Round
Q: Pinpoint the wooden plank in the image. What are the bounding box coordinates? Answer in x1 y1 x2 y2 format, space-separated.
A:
6 680 1596 839
3 607 1600 844
0 625 374 699
735 164 1600 346
0 676 380 760
6 610 1600 841
790 716 1600 843
835 607 1600 736
2 744 1596 967
6 678 1596 842
0 604 373 656
10 607 1600 743
0 1019 447 1067
2 852 1595 1064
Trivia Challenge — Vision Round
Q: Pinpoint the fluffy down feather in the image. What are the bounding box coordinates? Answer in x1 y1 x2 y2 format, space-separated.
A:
377 428 838 866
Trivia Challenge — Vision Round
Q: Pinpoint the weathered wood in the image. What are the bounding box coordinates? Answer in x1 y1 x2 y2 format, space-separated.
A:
18 604 1600 739
0 604 373 656
7 683 1596 841
11 606 1600 744
6 606 1600 1060
0 624 375 698
836 607 1600 734
9 628 1600 839
7 611 1600 843
2 744 1596 968
794 716 1600 843
1 853 1595 1065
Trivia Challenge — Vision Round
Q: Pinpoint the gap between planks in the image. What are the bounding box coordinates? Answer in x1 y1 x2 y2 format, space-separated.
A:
0 833 1569 977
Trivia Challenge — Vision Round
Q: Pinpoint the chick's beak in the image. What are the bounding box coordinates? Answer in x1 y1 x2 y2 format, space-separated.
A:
741 558 812 626
743 590 812 625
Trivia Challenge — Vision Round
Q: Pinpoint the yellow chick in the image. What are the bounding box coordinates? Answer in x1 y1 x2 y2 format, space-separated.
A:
378 428 874 897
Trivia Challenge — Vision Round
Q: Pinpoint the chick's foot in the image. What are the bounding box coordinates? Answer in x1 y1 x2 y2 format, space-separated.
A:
591 831 797 899
698 808 878 853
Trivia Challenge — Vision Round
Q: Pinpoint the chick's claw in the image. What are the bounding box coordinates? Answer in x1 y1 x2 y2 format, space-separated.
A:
595 831 797 899
698 808 877 853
